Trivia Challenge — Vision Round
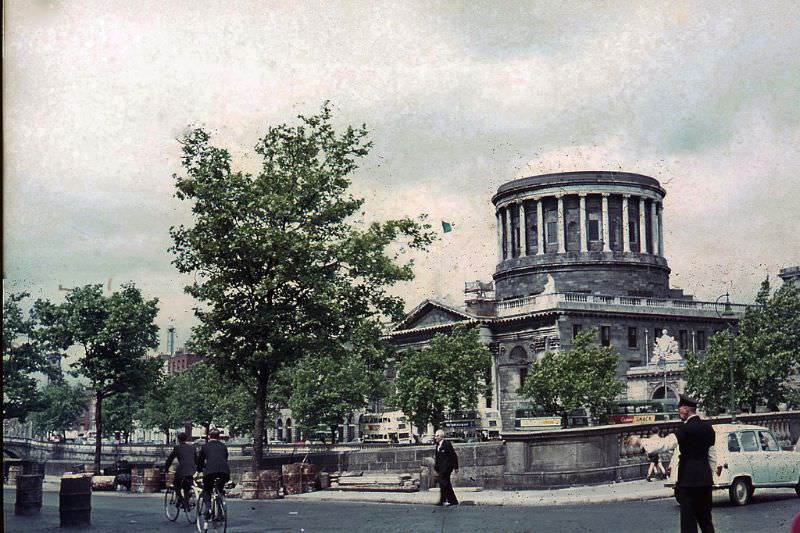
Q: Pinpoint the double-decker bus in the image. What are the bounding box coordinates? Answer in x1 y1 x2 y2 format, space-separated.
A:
605 399 679 424
359 411 411 443
513 407 563 431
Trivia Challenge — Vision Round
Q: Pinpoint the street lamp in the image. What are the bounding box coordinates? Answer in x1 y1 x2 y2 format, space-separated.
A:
715 292 738 423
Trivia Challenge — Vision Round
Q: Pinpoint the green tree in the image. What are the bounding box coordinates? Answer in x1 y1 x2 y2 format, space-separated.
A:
170 104 434 471
3 292 60 420
102 392 144 443
685 279 800 414
137 376 183 444
30 381 87 439
519 329 623 419
393 324 492 434
33 283 161 472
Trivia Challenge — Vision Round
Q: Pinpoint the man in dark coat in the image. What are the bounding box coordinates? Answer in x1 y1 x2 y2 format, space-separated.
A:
433 429 459 506
165 432 196 506
197 428 230 515
632 395 716 533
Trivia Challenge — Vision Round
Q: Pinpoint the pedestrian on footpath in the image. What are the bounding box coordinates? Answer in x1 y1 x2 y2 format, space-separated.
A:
644 428 667 482
629 395 716 533
433 429 459 507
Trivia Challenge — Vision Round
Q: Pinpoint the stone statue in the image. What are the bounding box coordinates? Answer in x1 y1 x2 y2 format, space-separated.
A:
651 329 681 365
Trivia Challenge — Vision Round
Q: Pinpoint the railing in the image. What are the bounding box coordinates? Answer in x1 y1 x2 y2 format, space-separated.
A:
496 292 750 317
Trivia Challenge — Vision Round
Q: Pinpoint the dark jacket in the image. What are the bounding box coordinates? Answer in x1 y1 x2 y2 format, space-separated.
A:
434 440 459 475
197 439 230 476
165 442 197 478
674 416 715 487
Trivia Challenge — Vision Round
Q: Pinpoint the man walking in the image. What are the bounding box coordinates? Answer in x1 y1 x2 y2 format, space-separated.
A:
433 429 459 507
197 428 230 518
631 395 716 533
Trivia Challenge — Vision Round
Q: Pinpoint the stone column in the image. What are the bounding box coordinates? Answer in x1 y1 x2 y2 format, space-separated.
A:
639 197 647 254
651 201 660 257
536 197 544 255
519 201 527 257
557 194 566 253
657 202 664 256
578 193 587 253
601 193 610 252
505 204 513 259
622 194 630 253
496 210 503 263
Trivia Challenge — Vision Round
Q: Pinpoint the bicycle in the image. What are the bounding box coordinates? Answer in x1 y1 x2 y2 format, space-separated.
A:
196 478 233 533
164 474 198 524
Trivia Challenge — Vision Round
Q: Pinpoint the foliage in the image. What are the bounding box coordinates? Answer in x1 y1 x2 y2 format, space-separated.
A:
170 103 435 470
101 392 144 443
32 283 161 471
137 376 183 444
3 292 60 420
685 279 800 413
519 329 623 418
392 324 491 433
286 322 390 442
30 381 87 439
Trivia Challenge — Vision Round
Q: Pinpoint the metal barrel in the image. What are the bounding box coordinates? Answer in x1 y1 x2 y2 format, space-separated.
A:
15 474 43 516
281 463 303 495
240 472 261 500
300 463 318 492
142 468 161 493
60 476 92 527
258 469 281 499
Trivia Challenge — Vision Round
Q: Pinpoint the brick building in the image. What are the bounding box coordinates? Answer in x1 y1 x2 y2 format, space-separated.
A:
165 347 205 375
387 171 748 436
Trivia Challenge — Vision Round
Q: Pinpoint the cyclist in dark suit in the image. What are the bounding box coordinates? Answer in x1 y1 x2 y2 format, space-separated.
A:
197 428 230 516
165 432 196 507
433 429 459 506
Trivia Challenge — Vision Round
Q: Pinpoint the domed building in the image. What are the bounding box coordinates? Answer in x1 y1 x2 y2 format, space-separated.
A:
388 171 748 436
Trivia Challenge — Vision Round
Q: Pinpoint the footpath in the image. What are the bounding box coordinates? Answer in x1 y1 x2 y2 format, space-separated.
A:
37 475 674 507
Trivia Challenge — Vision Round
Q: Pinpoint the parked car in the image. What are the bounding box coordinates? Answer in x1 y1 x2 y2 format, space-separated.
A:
665 424 800 505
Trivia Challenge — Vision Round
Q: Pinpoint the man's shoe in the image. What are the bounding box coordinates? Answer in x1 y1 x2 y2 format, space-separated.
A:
434 502 444 506
445 502 458 507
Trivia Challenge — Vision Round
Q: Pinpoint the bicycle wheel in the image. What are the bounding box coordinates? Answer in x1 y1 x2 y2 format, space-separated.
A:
184 487 197 523
164 488 179 521
195 497 208 533
210 495 227 533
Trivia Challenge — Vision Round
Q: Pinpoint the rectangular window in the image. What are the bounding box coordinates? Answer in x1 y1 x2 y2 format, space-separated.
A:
547 221 557 244
678 330 688 351
588 219 600 241
573 324 582 338
519 367 528 388
697 330 706 351
628 327 637 348
740 431 759 452
601 326 611 347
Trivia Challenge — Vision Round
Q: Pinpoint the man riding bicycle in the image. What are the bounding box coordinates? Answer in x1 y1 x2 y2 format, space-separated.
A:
165 432 197 508
197 428 230 518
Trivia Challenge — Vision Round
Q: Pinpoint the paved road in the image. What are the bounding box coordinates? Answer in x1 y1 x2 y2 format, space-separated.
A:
4 489 799 532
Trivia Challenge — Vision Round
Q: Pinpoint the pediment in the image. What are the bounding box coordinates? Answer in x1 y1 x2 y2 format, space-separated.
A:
391 299 474 332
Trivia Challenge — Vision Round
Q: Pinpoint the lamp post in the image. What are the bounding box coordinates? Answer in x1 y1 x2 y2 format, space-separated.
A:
715 292 738 423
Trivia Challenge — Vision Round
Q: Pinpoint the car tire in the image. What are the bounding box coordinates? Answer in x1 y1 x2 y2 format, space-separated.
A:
729 477 752 506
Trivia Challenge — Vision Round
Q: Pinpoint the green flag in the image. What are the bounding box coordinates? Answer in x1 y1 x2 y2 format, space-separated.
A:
441 221 453 233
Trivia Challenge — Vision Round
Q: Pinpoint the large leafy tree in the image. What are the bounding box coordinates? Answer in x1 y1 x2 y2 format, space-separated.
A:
519 329 623 419
393 324 492 434
170 104 434 471
101 392 144 443
685 279 800 414
287 323 389 443
33 283 161 472
30 381 87 440
137 376 183 444
3 292 60 420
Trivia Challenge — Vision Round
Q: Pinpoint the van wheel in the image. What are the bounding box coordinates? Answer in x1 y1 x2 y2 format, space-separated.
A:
729 478 752 506
795 478 799 497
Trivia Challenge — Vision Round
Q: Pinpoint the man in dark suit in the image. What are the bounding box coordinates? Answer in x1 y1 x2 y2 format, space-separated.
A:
197 428 230 517
433 429 459 506
632 395 716 533
165 432 197 507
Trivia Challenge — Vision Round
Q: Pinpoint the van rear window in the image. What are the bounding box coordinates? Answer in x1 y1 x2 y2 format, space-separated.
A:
739 431 759 452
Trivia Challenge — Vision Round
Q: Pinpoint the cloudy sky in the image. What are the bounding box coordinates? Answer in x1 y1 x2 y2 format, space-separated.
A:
4 0 799 353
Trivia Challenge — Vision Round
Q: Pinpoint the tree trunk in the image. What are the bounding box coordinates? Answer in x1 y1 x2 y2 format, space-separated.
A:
93 392 103 474
164 427 170 444
251 374 268 473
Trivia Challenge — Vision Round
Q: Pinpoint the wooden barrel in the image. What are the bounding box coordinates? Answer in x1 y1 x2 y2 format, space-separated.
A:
60 476 92 527
259 470 281 499
129 467 144 493
7 465 23 486
281 463 302 495
300 463 318 492
15 474 43 515
240 472 260 500
319 472 330 489
142 468 161 493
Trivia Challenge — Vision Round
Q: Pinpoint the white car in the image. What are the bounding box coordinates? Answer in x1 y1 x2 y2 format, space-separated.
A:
666 424 800 505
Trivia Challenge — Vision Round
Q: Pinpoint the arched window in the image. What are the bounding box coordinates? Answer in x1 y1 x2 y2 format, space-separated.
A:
286 418 292 443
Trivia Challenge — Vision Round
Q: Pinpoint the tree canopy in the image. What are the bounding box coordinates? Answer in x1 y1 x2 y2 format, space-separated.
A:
519 329 623 418
392 324 491 434
33 283 161 471
30 381 87 439
170 104 435 469
685 279 800 414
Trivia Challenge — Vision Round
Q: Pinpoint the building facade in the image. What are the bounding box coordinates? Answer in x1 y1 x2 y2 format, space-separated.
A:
388 171 747 435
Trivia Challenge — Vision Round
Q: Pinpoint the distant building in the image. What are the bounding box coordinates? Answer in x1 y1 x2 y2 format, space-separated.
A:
165 347 205 375
779 266 800 286
387 171 748 436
